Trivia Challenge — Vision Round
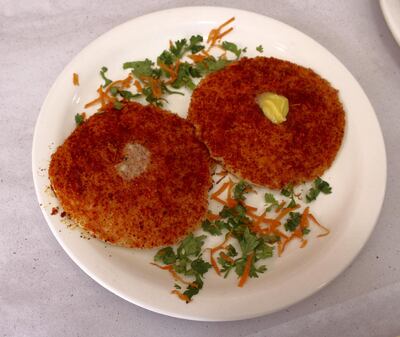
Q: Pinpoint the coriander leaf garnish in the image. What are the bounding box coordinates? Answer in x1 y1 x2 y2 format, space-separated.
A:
187 35 205 54
74 113 85 126
264 192 279 211
256 45 264 53
201 219 225 236
171 62 196 90
281 183 297 207
284 212 302 232
233 180 252 201
177 234 207 257
170 39 188 58
221 41 244 58
154 247 177 265
123 59 155 78
239 227 259 256
191 258 212 277
306 177 332 203
113 101 123 110
99 66 112 87
153 234 210 302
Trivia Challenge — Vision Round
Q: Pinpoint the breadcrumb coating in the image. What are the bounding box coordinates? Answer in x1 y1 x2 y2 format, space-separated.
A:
188 57 345 189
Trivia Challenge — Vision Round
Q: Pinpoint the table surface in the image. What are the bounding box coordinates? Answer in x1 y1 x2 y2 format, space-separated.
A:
1 0 400 336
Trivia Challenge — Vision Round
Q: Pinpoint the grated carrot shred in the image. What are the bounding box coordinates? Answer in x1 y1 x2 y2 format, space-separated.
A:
209 233 232 276
134 80 143 93
210 181 230 205
308 213 330 237
73 73 79 86
275 200 286 213
84 86 111 109
151 263 196 287
220 252 235 264
238 253 253 287
207 17 235 49
188 53 207 63
206 212 220 221
105 74 133 94
171 290 191 303
275 204 301 222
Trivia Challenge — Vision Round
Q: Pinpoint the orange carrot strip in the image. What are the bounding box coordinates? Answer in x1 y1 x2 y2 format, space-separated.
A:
151 263 195 287
215 170 228 184
210 181 230 204
226 179 236 207
238 253 253 287
73 73 79 86
275 200 286 213
308 213 330 237
84 86 110 109
188 53 207 63
210 249 221 276
243 203 258 212
209 233 232 276
159 61 178 84
275 205 301 222
220 252 234 264
171 290 191 303
277 240 284 257
207 17 235 49
274 229 288 240
300 240 308 248
134 80 143 93
84 96 101 108
300 207 310 229
104 75 132 94
216 27 233 41
206 212 220 221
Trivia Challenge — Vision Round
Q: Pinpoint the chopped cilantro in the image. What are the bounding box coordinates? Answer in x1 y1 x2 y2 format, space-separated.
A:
256 45 264 53
284 212 302 232
109 86 118 96
123 59 155 78
281 183 297 207
201 219 225 236
306 177 332 203
171 62 196 90
222 41 244 58
113 101 123 110
302 228 311 235
118 90 141 100
154 247 176 265
187 35 205 54
264 193 279 211
74 113 85 126
170 39 188 58
99 66 112 87
191 258 211 277
233 180 251 201
153 234 210 301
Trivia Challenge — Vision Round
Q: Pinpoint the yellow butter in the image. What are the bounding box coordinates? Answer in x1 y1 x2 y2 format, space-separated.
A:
256 92 289 124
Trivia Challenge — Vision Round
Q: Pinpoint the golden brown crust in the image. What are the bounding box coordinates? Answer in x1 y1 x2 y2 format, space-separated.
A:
188 57 345 189
49 102 212 248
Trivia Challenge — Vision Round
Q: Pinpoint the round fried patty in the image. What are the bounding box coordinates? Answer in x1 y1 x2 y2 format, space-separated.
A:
49 102 211 248
188 57 345 189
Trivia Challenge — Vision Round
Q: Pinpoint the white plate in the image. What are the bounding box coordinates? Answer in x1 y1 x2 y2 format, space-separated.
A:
32 7 386 321
380 0 400 46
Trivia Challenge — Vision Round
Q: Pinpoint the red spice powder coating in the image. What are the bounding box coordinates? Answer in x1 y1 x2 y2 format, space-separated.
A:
188 57 345 189
49 102 212 248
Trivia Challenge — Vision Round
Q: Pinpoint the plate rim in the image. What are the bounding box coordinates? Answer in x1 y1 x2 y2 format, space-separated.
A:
380 0 400 46
32 6 387 321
